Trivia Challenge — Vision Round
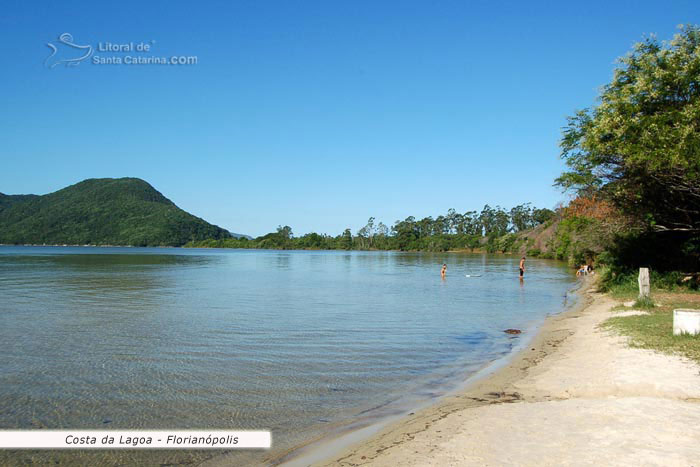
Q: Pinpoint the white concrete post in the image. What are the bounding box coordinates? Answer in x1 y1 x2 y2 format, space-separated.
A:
638 268 650 299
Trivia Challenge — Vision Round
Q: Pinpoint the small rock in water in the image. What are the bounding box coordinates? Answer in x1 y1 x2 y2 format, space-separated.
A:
504 329 522 335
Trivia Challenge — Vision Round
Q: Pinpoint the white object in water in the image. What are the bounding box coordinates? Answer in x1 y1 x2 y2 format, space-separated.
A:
673 309 700 336
465 274 482 278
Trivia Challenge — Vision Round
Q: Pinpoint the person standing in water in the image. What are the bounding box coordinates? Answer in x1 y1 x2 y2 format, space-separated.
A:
519 256 526 280
441 263 447 279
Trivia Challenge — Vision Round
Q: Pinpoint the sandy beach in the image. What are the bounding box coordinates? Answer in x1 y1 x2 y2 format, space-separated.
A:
309 281 700 466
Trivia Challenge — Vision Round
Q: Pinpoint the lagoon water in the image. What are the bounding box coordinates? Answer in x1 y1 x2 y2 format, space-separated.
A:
0 246 576 465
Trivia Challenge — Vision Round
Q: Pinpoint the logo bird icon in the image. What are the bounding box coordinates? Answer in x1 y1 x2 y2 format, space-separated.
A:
45 33 93 68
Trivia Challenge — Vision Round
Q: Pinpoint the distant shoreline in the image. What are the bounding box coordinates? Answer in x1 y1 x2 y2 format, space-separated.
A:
0 244 540 257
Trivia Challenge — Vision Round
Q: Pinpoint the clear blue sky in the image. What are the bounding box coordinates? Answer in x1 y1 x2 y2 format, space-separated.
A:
1 1 696 236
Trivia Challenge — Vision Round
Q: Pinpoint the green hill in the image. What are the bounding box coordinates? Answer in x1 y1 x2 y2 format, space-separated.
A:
0 193 39 210
0 178 232 246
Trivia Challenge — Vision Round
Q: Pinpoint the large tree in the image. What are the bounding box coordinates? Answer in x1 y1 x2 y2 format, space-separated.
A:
555 25 700 234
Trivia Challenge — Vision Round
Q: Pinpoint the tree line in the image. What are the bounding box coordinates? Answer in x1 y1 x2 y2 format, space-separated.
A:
186 204 555 252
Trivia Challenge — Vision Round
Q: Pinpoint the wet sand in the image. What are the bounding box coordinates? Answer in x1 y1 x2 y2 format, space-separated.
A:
304 280 700 466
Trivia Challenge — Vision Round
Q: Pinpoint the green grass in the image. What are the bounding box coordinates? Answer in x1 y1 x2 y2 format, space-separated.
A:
597 266 700 300
603 296 700 363
633 296 656 309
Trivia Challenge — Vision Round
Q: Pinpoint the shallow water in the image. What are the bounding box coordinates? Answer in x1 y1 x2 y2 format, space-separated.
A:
0 246 576 465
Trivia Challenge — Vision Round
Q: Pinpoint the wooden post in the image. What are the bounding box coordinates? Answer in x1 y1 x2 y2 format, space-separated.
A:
638 268 650 299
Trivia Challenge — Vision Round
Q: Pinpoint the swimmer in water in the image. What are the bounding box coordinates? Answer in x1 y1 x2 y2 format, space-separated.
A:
441 263 447 279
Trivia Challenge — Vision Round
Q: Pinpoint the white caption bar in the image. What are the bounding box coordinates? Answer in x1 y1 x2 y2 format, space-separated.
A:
0 431 271 449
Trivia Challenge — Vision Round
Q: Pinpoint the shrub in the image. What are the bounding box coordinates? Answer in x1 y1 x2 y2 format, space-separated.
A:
527 248 542 257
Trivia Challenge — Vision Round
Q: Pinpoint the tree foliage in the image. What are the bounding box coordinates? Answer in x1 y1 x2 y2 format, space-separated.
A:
555 25 700 274
555 25 700 234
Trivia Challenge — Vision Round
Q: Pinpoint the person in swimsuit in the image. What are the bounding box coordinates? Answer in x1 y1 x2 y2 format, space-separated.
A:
519 257 526 279
441 263 447 279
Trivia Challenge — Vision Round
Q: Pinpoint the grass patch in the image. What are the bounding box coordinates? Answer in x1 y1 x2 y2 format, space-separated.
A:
596 267 700 309
597 266 700 300
602 296 700 363
633 296 656 309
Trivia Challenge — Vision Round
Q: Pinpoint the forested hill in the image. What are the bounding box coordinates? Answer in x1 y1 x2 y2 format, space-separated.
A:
0 178 232 246
0 193 39 210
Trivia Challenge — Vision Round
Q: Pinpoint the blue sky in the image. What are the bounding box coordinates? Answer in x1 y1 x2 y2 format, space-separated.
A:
1 1 696 236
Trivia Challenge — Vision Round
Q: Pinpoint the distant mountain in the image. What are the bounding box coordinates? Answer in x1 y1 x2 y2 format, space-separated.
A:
229 232 252 240
0 178 232 247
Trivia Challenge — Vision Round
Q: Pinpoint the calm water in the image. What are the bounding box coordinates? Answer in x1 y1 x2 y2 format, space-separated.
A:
0 246 576 466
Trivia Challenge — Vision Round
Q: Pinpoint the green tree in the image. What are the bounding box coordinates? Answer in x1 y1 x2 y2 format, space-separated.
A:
479 205 495 235
480 205 510 236
510 203 534 231
277 225 293 239
462 211 480 235
446 208 459 234
555 25 700 234
340 228 353 250
532 208 555 225
392 216 418 250
356 217 376 249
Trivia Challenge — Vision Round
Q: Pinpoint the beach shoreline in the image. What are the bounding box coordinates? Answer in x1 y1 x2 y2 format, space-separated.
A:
297 278 700 466
206 280 578 467
269 280 589 466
